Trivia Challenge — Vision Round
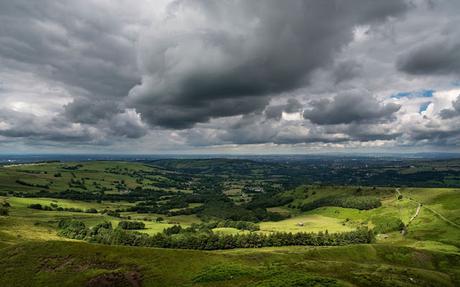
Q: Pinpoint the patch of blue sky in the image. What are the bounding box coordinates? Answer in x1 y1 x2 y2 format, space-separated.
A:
391 89 434 99
419 101 431 113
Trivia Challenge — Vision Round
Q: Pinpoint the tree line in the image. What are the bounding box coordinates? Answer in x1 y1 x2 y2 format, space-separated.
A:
299 196 381 212
57 219 374 250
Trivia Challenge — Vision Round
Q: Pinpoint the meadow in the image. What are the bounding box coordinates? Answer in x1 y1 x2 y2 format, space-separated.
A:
0 159 459 286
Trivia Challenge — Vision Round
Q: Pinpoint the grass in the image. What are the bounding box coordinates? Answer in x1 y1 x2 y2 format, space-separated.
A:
0 240 459 286
0 196 200 242
1 162 460 286
259 214 354 234
0 161 180 195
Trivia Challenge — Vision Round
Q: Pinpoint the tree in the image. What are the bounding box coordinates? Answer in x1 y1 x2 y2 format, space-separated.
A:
0 207 8 216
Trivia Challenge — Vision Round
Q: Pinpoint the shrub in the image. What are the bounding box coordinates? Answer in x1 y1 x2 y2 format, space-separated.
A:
57 219 88 240
0 207 9 216
300 196 381 212
163 225 182 235
58 220 374 251
118 221 145 230
28 203 43 210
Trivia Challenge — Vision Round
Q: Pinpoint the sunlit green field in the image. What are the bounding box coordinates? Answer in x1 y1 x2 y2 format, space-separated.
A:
1 161 460 286
259 214 354 233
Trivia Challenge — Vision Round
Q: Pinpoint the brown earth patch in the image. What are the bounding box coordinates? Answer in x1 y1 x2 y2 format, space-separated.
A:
86 271 142 287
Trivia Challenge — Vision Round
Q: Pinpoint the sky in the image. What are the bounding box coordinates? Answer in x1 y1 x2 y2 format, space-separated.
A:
0 0 460 154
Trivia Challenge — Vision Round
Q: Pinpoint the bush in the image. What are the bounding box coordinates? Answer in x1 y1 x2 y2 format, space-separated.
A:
28 203 43 210
216 220 260 231
58 220 374 251
0 207 9 216
57 219 88 240
102 209 120 217
1 201 10 207
300 196 381 212
118 221 145 230
163 225 183 235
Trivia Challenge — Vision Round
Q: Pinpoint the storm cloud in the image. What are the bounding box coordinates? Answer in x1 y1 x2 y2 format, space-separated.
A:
440 95 460 119
1 0 460 153
303 92 401 125
127 0 408 129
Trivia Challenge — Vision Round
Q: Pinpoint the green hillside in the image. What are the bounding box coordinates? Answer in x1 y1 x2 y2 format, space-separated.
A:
1 160 460 286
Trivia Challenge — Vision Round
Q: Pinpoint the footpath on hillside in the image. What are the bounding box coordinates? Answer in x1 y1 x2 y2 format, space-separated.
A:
395 188 460 229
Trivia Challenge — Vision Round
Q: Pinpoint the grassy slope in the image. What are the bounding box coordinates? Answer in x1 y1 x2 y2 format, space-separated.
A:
0 240 459 287
0 161 175 194
1 162 460 286
0 196 200 244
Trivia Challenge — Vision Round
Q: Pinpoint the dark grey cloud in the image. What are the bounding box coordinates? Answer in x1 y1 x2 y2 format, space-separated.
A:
3 0 460 152
0 1 140 99
128 0 408 129
303 91 401 125
264 99 302 120
397 41 460 76
409 126 460 145
0 108 93 142
440 95 460 119
64 98 122 124
397 25 460 76
333 60 363 84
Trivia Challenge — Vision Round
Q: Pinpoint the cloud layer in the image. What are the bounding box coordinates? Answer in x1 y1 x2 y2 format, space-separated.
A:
0 0 460 153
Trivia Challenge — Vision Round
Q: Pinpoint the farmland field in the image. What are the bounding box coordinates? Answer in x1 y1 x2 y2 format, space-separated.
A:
1 158 460 286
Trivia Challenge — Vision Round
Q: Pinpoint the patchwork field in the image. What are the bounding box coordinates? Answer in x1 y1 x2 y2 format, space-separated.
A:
1 160 460 286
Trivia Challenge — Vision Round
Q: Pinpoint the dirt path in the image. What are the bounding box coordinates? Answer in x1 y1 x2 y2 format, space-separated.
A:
395 188 420 225
408 204 421 224
396 188 460 229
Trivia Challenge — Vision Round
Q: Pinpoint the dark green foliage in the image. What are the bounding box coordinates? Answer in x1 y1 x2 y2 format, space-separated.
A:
27 203 87 213
28 203 50 210
15 179 49 189
163 225 182 235
62 164 83 170
216 220 260 231
0 207 8 216
57 219 88 240
58 221 374 250
102 209 121 217
246 194 294 210
118 221 145 230
199 200 288 222
300 196 381 212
